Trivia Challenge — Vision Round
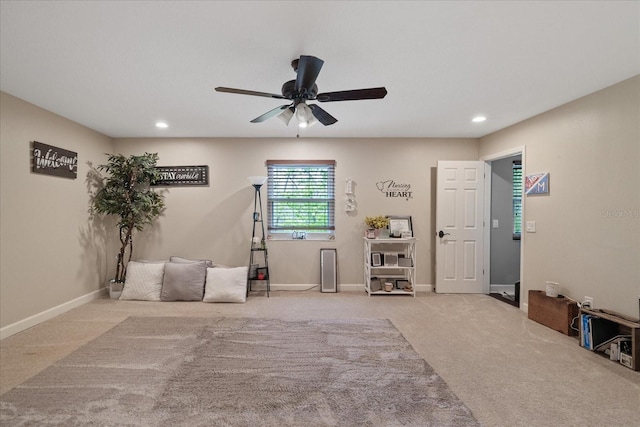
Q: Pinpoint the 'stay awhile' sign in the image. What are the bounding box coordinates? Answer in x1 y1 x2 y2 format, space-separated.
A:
376 180 413 201
152 166 209 186
31 141 78 179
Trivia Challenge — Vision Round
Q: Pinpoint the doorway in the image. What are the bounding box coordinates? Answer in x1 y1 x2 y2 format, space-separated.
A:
481 147 525 307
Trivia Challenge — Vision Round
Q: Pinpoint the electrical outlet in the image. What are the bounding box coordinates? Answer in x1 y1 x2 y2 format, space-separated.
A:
583 296 594 309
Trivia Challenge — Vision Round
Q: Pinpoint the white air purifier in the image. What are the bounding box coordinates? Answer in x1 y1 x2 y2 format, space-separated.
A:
320 248 337 293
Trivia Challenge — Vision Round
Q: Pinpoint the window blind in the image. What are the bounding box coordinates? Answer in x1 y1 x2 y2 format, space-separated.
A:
266 160 336 233
513 160 522 239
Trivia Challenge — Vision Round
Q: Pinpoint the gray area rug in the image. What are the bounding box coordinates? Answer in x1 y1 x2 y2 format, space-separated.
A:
0 317 479 426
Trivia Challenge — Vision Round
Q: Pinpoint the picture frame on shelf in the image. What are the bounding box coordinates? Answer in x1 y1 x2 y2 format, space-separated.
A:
371 252 382 267
370 277 382 292
383 252 398 267
387 215 412 238
398 255 413 267
396 279 410 290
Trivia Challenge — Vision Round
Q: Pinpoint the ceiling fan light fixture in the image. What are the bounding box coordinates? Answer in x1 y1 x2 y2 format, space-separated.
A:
277 107 294 125
306 115 318 128
295 103 308 121
295 103 317 128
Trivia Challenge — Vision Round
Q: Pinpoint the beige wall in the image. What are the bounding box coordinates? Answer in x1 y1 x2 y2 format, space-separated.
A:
113 137 479 288
0 92 114 329
480 76 640 317
0 90 478 333
3 74 637 333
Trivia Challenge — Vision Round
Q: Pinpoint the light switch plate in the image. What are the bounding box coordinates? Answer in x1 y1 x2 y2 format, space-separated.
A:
492 219 499 228
526 221 536 233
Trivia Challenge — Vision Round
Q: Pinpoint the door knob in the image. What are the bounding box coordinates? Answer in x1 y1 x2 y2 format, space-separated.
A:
438 230 451 238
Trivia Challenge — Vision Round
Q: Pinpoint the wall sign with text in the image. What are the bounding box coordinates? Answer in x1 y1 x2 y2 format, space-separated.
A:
525 172 550 195
376 179 413 201
152 166 209 186
31 141 78 179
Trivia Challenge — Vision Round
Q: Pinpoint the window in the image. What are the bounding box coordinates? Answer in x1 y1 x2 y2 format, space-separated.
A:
512 160 522 239
266 160 335 238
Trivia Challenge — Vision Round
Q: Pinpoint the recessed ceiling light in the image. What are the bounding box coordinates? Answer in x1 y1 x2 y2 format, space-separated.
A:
155 121 168 128
472 116 486 123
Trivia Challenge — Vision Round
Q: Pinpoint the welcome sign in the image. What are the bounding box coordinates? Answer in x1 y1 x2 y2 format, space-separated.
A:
31 141 78 179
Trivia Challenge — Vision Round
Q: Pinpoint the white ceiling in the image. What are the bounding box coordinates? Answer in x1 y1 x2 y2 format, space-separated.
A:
1 1 638 139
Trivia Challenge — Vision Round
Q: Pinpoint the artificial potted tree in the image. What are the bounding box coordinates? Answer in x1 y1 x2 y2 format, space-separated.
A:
91 153 165 298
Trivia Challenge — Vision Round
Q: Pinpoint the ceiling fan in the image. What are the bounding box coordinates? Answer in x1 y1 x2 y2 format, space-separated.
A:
215 55 387 128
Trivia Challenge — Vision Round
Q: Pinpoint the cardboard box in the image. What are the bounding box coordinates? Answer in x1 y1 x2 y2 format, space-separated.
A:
528 290 579 336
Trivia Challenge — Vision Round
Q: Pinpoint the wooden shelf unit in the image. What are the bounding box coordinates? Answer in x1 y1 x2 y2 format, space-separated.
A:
578 307 640 371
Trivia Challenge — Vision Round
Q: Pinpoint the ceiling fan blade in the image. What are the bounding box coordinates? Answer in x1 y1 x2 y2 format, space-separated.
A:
316 87 387 102
294 55 324 95
308 104 338 126
250 104 291 123
215 87 286 99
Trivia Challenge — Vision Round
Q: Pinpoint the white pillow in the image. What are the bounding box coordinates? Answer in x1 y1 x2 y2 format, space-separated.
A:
119 261 165 301
203 266 248 303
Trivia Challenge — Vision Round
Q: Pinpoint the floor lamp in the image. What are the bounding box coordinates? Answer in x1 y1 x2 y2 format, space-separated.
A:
247 176 269 296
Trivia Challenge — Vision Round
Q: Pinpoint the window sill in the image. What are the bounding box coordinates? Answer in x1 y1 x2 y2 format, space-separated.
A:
268 233 335 242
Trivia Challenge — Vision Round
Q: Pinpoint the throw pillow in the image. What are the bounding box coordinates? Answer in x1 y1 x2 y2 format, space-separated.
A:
170 256 214 268
203 266 248 303
119 261 165 301
160 261 207 301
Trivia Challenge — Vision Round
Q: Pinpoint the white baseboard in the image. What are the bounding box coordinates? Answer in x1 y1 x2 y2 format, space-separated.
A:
250 283 433 293
0 287 107 340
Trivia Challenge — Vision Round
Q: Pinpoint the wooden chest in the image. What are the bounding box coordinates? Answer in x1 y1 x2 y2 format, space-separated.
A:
528 290 579 336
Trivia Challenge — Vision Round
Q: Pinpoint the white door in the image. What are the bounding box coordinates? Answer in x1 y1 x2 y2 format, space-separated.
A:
435 161 486 293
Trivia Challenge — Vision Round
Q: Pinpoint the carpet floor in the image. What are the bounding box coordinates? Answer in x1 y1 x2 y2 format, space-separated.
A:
488 292 519 308
0 316 479 426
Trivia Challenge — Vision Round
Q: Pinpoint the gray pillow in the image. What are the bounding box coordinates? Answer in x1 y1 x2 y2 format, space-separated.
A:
160 261 207 301
170 256 214 268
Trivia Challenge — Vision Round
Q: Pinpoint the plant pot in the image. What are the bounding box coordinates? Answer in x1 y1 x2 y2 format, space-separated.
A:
108 280 124 300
